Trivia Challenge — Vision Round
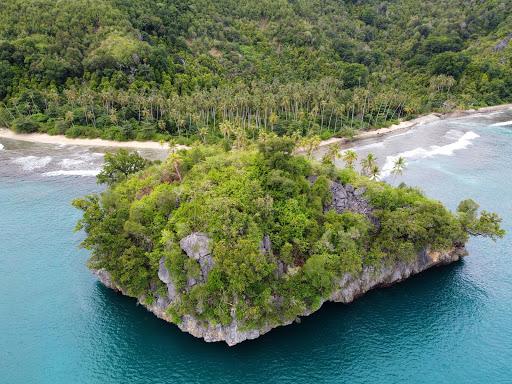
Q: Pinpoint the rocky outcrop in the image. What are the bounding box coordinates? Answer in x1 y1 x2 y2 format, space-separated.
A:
493 33 512 52
329 246 466 303
92 245 466 346
327 181 377 225
260 234 272 255
158 257 177 301
180 232 214 281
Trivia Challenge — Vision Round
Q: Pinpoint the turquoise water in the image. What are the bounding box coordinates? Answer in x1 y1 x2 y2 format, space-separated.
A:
1 111 512 383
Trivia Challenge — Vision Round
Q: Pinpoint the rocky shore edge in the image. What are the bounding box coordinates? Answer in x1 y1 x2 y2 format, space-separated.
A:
92 245 467 346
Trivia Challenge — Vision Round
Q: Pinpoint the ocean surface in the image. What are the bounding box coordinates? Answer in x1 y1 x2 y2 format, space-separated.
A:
1 110 512 383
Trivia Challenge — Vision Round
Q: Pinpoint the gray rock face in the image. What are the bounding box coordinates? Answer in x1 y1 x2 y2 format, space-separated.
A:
494 33 512 52
155 295 171 311
327 181 375 224
158 257 177 302
93 268 117 291
329 247 466 304
93 245 466 346
180 232 214 280
260 234 272 255
158 257 172 284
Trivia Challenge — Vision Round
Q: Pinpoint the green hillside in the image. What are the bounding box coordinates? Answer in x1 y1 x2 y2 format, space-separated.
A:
1 0 511 142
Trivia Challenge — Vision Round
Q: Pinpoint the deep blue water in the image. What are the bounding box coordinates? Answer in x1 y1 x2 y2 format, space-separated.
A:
1 111 512 383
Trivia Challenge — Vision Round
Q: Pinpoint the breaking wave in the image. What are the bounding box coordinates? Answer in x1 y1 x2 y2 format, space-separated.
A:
443 129 464 140
12 156 52 171
42 169 100 177
380 131 480 179
491 120 512 127
59 158 86 168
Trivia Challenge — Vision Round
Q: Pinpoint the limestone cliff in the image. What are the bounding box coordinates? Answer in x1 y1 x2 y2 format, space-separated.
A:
92 245 466 346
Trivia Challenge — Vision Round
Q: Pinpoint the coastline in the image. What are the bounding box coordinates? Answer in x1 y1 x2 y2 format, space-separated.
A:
316 103 512 149
1 103 511 150
0 128 184 150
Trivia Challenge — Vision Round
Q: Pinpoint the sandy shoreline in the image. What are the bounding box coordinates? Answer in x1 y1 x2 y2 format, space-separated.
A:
1 103 511 150
0 128 184 151
316 103 512 149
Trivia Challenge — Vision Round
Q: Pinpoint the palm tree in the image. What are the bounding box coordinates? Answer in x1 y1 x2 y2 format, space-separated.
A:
168 152 183 182
369 164 380 180
198 127 209 143
391 156 407 180
341 149 358 169
233 127 247 149
360 153 377 176
322 142 342 164
302 135 321 159
219 121 232 140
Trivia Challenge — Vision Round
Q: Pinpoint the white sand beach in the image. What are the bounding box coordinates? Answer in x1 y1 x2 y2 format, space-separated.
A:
1 104 511 151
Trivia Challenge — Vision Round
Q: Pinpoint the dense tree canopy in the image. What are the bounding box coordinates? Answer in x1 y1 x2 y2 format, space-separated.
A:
73 139 504 329
1 0 511 143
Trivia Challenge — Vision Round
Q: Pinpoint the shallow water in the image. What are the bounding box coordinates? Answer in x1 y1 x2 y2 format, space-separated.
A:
1 111 512 383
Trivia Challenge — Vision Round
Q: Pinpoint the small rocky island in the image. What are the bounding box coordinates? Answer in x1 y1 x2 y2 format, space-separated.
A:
74 138 503 345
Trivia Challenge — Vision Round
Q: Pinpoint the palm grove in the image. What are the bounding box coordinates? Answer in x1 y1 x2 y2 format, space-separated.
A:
1 0 511 144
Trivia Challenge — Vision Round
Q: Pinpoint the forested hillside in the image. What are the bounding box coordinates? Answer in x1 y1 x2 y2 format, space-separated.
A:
1 0 511 142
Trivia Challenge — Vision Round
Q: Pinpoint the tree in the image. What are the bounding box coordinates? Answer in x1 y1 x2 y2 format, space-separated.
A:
430 52 470 79
97 149 149 185
341 149 358 169
219 121 232 140
360 153 377 176
322 142 342 164
199 127 209 143
391 156 406 180
301 135 321 159
368 164 380 180
167 152 183 181
457 199 505 240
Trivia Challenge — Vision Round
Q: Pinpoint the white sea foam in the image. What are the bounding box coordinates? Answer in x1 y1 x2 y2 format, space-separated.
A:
0 143 4 150
12 156 52 171
380 131 480 179
491 120 512 127
59 158 86 168
443 129 464 140
352 141 384 151
43 169 100 177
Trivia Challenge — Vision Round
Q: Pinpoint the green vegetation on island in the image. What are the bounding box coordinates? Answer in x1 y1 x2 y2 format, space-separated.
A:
73 140 504 330
1 0 512 143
